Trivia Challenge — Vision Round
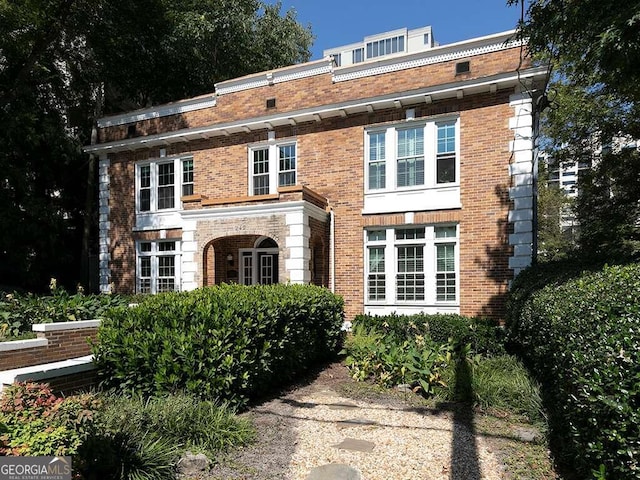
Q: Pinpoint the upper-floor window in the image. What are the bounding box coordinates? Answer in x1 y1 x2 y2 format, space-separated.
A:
249 142 297 195
366 35 405 59
136 156 193 213
365 118 459 192
352 48 364 64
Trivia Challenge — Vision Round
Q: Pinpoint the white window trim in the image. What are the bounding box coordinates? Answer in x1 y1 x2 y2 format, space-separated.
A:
364 117 460 195
135 155 193 214
239 247 279 285
363 224 459 308
248 140 298 196
136 240 182 294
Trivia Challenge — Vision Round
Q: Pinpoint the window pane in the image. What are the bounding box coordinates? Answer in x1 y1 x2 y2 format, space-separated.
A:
252 149 269 195
278 145 296 187
140 242 152 252
397 128 424 187
436 273 456 301
369 132 385 161
435 226 457 238
182 159 194 196
368 247 385 301
436 244 455 271
140 189 151 212
157 163 175 209
368 162 386 190
396 228 425 240
138 257 151 294
367 230 386 242
158 241 175 252
157 185 174 209
437 154 456 184
437 122 456 154
139 165 151 211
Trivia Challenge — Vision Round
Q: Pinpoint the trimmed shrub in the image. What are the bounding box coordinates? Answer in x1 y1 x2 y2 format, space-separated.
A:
353 313 505 355
506 263 640 478
92 284 344 405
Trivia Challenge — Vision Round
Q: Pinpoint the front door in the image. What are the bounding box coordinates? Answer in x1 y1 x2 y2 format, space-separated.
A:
240 249 278 285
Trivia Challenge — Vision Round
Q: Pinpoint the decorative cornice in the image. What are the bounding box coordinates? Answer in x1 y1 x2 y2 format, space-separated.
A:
84 66 548 155
97 95 217 128
215 59 334 95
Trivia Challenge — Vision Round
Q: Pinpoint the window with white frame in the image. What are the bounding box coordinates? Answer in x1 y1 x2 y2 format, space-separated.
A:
249 142 297 195
136 240 180 293
352 48 364 64
365 118 459 192
136 156 193 213
364 225 458 306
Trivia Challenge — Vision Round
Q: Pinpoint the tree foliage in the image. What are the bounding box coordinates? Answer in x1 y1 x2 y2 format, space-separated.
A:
510 0 640 261
0 0 313 290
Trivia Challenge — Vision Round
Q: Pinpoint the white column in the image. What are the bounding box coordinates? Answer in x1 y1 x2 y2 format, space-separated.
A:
508 93 535 277
181 220 198 291
285 210 311 283
98 156 111 293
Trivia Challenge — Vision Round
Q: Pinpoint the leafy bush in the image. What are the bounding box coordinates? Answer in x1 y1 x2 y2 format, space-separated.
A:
93 284 344 405
0 382 99 456
353 313 505 355
343 323 453 395
0 282 130 338
506 263 640 478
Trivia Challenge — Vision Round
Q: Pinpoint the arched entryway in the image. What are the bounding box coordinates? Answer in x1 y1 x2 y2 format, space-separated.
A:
202 235 280 286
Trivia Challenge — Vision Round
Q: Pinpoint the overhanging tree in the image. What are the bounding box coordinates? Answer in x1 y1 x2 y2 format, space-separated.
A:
0 0 313 291
510 0 640 261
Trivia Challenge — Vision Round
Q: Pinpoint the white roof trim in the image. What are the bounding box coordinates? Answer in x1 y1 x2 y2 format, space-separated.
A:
97 95 217 128
85 66 547 155
215 59 334 95
334 31 521 82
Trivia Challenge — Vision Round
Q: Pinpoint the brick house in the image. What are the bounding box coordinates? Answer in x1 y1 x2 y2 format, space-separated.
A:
86 26 546 320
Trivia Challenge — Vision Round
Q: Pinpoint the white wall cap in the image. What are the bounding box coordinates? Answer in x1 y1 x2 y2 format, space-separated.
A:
32 320 101 332
0 338 48 352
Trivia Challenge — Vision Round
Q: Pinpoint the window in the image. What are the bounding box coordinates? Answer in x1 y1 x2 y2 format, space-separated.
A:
365 118 458 193
352 48 364 64
136 156 193 213
364 225 458 306
368 132 386 190
436 122 456 183
367 230 386 301
332 53 342 67
137 241 180 293
249 142 296 195
182 159 194 196
366 35 405 59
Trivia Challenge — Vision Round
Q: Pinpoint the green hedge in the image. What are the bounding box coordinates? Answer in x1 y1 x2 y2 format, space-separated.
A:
92 284 344 406
353 313 505 355
506 263 640 478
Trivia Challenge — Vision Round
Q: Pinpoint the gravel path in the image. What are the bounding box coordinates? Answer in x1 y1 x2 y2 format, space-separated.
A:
202 362 523 480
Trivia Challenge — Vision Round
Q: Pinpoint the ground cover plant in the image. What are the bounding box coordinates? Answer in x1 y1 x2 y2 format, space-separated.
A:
0 280 129 340
343 313 542 421
93 284 344 406
507 262 640 478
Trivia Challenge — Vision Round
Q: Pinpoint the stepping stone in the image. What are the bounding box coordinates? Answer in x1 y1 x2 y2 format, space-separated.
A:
514 427 539 442
307 463 361 480
336 418 378 428
332 438 375 452
328 402 359 410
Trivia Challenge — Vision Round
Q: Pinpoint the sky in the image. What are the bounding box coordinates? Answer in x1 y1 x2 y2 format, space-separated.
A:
267 0 524 60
